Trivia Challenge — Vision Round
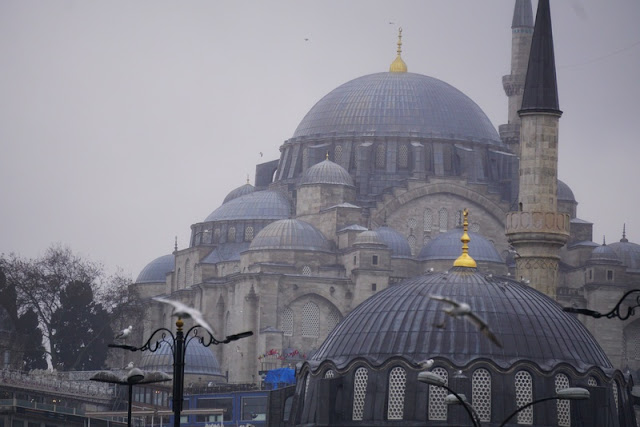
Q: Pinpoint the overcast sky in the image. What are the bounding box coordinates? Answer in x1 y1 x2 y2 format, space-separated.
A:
1 1 639 279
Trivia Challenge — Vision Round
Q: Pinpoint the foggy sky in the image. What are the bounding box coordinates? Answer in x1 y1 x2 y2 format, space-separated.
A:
1 1 639 279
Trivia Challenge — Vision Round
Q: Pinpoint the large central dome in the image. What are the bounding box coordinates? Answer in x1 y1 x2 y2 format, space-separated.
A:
292 72 502 145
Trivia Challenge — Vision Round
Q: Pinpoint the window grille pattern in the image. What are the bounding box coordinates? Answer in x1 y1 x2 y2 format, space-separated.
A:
185 259 191 286
398 144 409 168
327 309 340 332
352 367 368 421
233 264 240 273
387 367 406 420
228 226 236 242
555 373 571 426
515 371 533 425
472 369 491 422
408 217 417 230
455 210 463 227
335 145 343 164
624 322 640 360
214 228 221 243
281 307 293 336
588 377 597 387
302 265 312 276
471 222 480 233
225 311 231 335
245 226 254 241
424 209 433 231
302 302 320 337
304 374 310 405
408 235 417 255
376 144 386 168
613 381 619 414
324 370 335 379
439 208 448 232
177 268 182 287
429 368 449 420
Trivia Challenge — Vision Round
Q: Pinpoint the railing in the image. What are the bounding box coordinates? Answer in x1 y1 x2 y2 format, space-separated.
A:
0 369 115 401
0 398 85 415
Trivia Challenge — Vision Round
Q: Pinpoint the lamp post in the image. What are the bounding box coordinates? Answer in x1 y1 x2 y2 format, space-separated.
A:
90 368 172 427
109 317 252 427
418 371 481 427
563 289 640 320
498 387 590 427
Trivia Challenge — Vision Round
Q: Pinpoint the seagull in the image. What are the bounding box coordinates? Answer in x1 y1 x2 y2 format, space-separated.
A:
115 325 132 340
123 361 134 370
417 359 434 369
152 297 214 336
429 295 503 348
507 245 520 258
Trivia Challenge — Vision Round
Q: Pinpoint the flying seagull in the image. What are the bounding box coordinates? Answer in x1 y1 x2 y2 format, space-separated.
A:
152 297 214 336
429 295 503 348
115 325 132 340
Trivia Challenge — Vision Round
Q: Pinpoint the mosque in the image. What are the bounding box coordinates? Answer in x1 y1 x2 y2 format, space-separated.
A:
130 0 640 424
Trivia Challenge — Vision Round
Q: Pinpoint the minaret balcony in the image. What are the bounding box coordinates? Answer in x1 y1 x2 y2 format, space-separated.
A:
505 211 570 243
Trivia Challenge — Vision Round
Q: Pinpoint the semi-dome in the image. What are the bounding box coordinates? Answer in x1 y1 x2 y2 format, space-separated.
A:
136 254 174 284
557 179 576 202
419 229 504 264
299 159 354 187
374 226 412 258
223 182 255 204
292 72 502 145
205 190 290 222
312 268 612 372
249 219 331 252
139 339 224 378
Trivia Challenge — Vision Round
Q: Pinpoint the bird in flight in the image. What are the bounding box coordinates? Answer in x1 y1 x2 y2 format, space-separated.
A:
429 295 503 348
115 325 132 340
152 297 215 336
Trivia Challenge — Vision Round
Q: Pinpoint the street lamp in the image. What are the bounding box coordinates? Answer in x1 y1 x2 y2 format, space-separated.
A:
418 371 481 427
563 289 640 320
109 317 252 427
90 368 171 427
498 387 590 427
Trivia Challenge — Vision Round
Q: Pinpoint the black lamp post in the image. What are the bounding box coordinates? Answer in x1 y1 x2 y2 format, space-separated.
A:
109 317 252 427
563 289 640 320
498 387 590 427
418 371 481 427
90 367 171 427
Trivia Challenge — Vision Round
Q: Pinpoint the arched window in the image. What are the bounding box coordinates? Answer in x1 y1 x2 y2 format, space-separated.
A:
177 268 182 288
612 381 619 414
407 217 417 231
228 226 236 242
424 209 433 232
327 309 340 332
335 145 343 164
472 368 491 422
555 373 571 426
376 144 386 169
439 208 448 232
214 228 221 243
184 259 191 286
302 265 312 276
408 235 417 255
302 302 320 337
281 307 293 337
245 226 254 241
225 311 231 335
398 144 409 168
429 367 448 420
587 377 598 387
514 371 533 425
324 370 335 379
387 367 406 420
425 144 433 172
352 367 368 421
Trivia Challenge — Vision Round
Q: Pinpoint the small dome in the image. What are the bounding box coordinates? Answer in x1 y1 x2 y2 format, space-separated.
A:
374 226 412 258
249 219 331 252
419 229 504 264
353 230 384 246
139 340 224 378
205 190 290 222
590 243 622 265
557 179 576 202
609 239 640 272
136 254 174 284
223 183 255 204
312 268 612 372
299 159 354 187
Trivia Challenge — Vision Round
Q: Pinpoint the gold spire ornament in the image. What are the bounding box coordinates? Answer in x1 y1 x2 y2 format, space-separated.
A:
389 27 408 73
453 209 477 268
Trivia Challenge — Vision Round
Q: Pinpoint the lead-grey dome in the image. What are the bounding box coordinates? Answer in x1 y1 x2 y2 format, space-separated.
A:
139 340 224 378
419 229 504 264
205 190 290 222
557 179 576 202
223 182 255 204
312 268 612 372
375 226 412 258
299 159 354 187
136 254 174 284
292 72 502 145
609 238 640 272
590 243 622 265
249 219 331 252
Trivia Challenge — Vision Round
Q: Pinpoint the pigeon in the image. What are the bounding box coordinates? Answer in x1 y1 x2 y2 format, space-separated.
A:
123 361 134 370
429 295 503 348
115 325 132 340
417 359 434 369
152 297 215 336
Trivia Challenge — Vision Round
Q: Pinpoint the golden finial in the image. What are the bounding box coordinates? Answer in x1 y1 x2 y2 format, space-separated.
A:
326 151 330 160
246 174 250 184
453 209 477 268
176 317 184 330
389 27 408 73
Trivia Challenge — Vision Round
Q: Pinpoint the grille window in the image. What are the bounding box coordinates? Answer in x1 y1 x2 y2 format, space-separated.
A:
428 368 448 420
555 373 571 426
245 226 254 241
324 370 335 379
387 367 406 420
376 144 386 169
398 144 409 168
439 208 448 232
281 307 293 336
424 209 433 231
515 371 533 424
302 302 320 337
228 226 236 242
327 309 340 332
472 368 491 422
352 367 368 420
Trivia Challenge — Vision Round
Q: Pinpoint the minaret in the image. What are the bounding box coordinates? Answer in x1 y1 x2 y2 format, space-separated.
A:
505 0 569 299
499 0 534 151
